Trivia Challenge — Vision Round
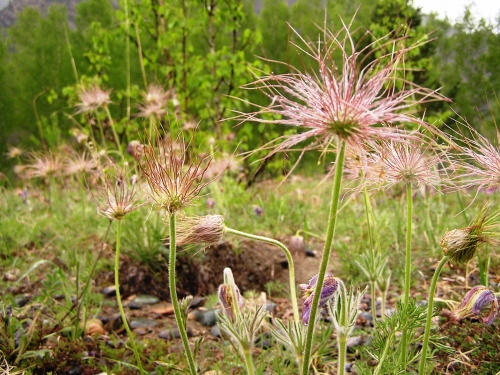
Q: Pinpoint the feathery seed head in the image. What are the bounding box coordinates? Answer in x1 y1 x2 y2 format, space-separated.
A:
175 215 225 246
64 151 97 176
76 85 111 113
6 146 23 159
26 152 63 180
137 84 170 119
141 134 213 213
91 167 141 221
242 24 445 156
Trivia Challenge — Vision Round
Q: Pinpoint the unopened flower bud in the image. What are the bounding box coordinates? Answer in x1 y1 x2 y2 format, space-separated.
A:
218 268 244 321
289 235 305 254
300 273 338 325
453 285 498 325
440 228 482 264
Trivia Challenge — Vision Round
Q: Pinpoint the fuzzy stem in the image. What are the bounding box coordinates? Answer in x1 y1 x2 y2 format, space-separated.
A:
400 183 413 369
115 220 145 374
337 335 347 375
381 289 387 321
224 226 299 325
242 349 255 375
301 139 346 375
418 255 449 375
370 281 377 324
169 212 197 375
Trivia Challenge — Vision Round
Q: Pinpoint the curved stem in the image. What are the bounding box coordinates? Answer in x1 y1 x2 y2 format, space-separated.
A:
115 220 145 374
418 256 449 375
301 139 346 375
169 212 197 375
224 226 299 324
400 183 413 368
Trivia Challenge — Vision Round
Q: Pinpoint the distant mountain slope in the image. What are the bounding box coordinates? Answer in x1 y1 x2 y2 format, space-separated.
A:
1 0 85 28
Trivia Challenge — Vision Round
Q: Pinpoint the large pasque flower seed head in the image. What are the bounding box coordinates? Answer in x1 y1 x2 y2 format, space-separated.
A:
453 285 498 325
175 215 225 245
241 24 445 155
300 272 338 325
76 85 111 113
141 134 213 213
91 167 141 220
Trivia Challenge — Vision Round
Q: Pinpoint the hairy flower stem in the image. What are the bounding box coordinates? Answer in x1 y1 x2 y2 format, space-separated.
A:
243 349 255 375
224 227 299 324
399 183 413 369
338 336 347 375
115 221 145 374
104 107 124 160
381 290 387 322
168 212 197 375
301 139 346 375
418 255 449 374
370 281 377 324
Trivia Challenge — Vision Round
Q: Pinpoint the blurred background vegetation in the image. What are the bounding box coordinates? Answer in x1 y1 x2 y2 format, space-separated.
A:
1 0 499 180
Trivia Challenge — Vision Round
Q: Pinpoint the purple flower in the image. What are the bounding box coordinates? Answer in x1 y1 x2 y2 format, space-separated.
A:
218 268 244 321
453 285 499 325
300 273 338 325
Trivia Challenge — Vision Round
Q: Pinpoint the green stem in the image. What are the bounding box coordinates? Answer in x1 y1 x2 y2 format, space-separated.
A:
400 183 413 369
224 227 299 324
301 139 346 375
242 349 255 375
418 256 449 375
104 106 124 160
381 289 387 321
338 336 347 375
169 212 197 375
370 281 377 325
373 332 395 375
115 220 145 374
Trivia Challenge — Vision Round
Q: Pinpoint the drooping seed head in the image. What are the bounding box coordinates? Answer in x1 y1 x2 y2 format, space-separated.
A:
175 215 225 246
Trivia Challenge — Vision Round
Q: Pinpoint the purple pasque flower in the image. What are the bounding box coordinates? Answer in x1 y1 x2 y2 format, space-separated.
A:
453 285 499 325
218 268 244 321
300 272 338 325
241 24 445 156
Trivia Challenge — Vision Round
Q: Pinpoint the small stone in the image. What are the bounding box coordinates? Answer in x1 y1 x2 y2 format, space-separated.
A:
210 325 221 338
101 286 117 297
203 371 223 375
14 294 29 307
128 301 143 310
305 249 316 257
151 306 175 316
194 309 218 327
129 318 158 329
158 327 194 340
346 336 363 348
134 328 149 335
264 301 277 314
255 333 272 350
104 313 124 331
67 367 80 375
189 296 206 309
133 295 160 305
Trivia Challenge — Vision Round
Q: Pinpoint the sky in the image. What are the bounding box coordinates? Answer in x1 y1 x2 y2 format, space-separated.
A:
413 0 500 24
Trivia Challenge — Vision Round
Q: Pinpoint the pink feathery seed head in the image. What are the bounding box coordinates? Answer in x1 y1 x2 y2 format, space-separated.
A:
457 127 500 192
141 131 213 213
365 139 444 189
90 166 141 221
76 85 111 113
137 84 171 119
240 23 447 157
64 151 97 176
26 151 64 180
